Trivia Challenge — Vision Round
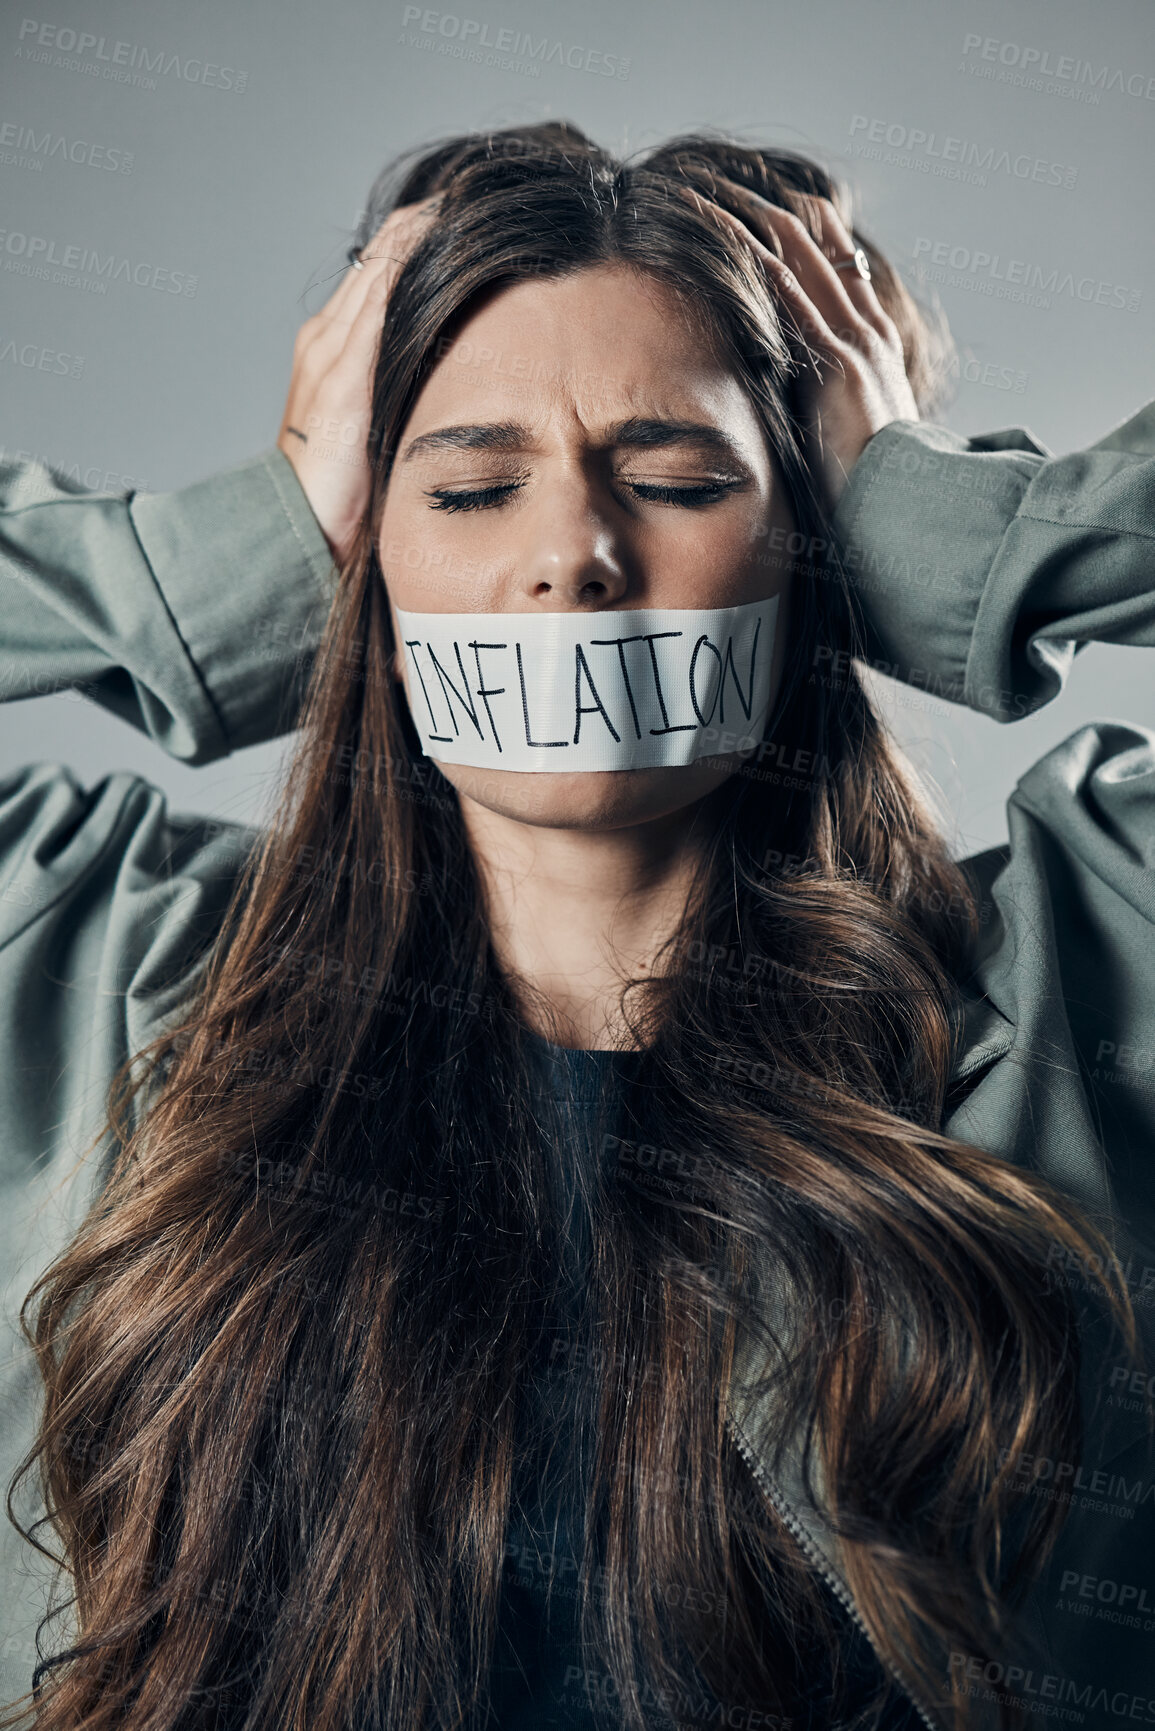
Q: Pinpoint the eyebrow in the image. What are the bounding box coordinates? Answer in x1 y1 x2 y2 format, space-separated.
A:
398 416 750 467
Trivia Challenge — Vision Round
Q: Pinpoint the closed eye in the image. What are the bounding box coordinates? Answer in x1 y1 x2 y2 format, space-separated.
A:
423 479 743 513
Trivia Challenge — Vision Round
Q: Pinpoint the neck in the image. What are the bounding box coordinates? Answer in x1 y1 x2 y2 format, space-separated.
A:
459 788 720 1051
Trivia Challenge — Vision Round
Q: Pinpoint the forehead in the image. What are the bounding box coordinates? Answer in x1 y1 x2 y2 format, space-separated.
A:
408 263 758 434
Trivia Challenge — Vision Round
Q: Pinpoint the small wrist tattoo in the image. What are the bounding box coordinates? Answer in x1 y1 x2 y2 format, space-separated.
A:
285 425 309 443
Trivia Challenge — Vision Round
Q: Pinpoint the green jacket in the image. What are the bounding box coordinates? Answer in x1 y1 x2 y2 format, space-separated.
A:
1 405 1153 1729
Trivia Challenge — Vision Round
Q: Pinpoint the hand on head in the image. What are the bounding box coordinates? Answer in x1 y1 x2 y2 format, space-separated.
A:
679 182 920 510
276 195 443 562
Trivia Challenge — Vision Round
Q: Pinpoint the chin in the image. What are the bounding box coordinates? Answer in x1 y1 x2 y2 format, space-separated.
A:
440 758 745 830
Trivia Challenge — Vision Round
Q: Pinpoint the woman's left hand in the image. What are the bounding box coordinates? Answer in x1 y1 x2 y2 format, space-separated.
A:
681 182 920 512
276 196 442 563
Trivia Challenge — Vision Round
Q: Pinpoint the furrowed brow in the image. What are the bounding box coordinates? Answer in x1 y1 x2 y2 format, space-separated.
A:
608 417 746 464
399 417 748 466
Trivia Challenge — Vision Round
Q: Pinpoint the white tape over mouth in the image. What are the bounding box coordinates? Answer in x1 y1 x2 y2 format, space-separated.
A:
394 595 780 772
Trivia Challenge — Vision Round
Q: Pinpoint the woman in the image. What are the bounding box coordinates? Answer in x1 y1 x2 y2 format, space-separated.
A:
0 121 1152 1731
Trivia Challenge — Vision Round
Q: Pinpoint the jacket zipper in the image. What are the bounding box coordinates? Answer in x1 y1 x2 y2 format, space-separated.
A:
725 1412 948 1731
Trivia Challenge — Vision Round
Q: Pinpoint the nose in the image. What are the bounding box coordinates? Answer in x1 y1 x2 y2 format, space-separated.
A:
515 468 631 610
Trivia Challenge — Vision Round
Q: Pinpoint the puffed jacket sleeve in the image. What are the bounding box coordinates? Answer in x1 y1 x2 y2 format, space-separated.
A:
829 397 1155 1244
0 443 339 1171
0 450 336 1701
0 447 336 762
824 405 1155 1728
829 397 1155 721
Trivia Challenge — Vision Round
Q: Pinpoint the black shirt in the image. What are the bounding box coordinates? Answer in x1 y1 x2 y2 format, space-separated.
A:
478 1033 635 1729
474 1030 925 1731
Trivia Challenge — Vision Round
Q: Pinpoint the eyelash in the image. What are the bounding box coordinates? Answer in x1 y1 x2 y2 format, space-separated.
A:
424 479 740 513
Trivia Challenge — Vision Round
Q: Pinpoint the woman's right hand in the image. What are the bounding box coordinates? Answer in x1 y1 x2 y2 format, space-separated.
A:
276 196 442 565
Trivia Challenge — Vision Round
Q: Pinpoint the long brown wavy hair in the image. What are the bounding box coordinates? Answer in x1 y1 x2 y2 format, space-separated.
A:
4 121 1148 1731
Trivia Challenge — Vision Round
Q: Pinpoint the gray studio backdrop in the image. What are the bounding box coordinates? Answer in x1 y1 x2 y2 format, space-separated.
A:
1 0 1152 858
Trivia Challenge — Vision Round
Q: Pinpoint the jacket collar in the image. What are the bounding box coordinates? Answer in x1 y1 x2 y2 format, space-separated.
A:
947 984 1015 1092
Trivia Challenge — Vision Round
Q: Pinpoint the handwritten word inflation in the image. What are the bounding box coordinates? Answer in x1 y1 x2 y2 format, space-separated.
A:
394 596 780 772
